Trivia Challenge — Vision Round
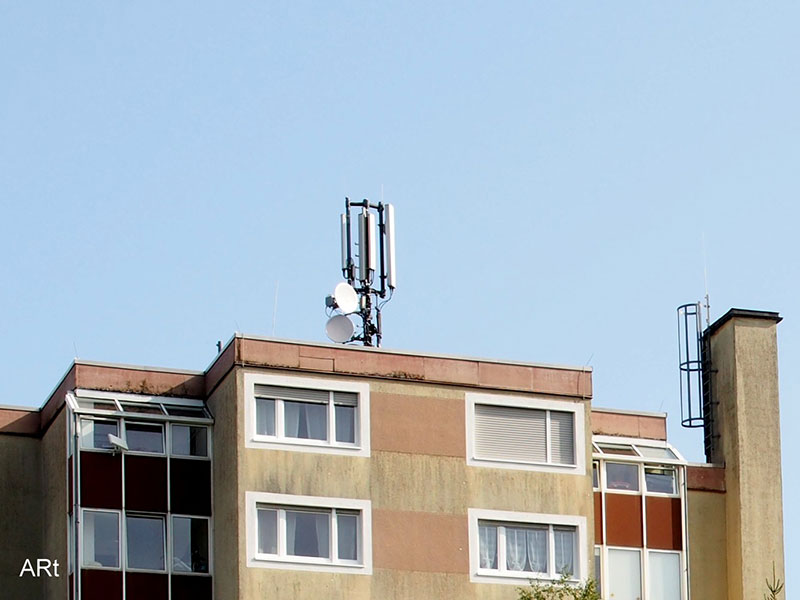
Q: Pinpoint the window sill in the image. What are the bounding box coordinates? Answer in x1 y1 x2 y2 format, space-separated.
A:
468 456 583 475
246 436 368 457
471 570 578 586
248 554 370 575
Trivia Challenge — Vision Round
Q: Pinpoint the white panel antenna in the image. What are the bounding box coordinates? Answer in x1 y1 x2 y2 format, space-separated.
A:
384 203 396 289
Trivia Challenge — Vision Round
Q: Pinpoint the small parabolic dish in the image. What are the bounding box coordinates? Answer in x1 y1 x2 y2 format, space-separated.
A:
333 282 359 314
325 315 354 343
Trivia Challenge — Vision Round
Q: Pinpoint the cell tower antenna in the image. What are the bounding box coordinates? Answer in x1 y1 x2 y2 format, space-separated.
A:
324 197 397 347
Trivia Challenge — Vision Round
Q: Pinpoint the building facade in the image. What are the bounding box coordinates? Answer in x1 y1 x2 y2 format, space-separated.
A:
0 308 785 599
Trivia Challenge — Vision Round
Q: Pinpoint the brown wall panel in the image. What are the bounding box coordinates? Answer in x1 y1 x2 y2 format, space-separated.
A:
373 509 469 574
126 572 168 600
171 575 213 600
80 452 122 509
80 569 122 600
68 456 73 512
646 496 682 551
125 455 167 512
594 492 603 544
371 392 465 457
170 459 211 516
604 494 642 548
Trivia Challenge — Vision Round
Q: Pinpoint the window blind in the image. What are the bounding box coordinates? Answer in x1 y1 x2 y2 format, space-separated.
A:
254 385 329 403
549 411 575 465
474 404 546 463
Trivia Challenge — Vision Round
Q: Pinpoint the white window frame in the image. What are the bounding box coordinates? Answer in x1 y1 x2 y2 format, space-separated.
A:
124 513 167 573
170 514 213 576
468 508 587 585
466 393 585 475
80 508 122 571
244 372 370 457
246 491 372 574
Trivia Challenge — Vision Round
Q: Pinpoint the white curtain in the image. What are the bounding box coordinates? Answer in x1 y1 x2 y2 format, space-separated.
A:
526 528 547 573
506 527 529 571
285 401 327 440
256 399 275 436
337 513 358 560
287 511 329 558
335 405 355 443
257 509 277 554
479 524 497 569
553 528 574 575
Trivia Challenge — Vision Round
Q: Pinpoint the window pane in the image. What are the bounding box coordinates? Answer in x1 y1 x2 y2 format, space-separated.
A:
594 547 602 592
554 528 575 576
81 419 118 450
256 399 275 436
164 405 208 418
645 467 676 494
598 443 638 456
257 509 278 554
337 512 359 561
284 401 327 441
592 462 599 488
127 516 165 571
506 526 546 573
649 552 681 600
608 549 641 600
636 446 677 460
83 511 119 568
77 399 118 411
478 523 497 569
173 517 209 573
126 423 164 453
286 510 330 558
606 462 639 491
172 425 208 457
335 405 356 443
119 403 164 415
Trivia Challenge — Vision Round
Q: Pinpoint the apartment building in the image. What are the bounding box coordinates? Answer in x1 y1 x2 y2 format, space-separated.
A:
0 308 785 599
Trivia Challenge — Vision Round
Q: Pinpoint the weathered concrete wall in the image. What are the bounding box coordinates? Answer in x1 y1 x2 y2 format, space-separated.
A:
206 367 240 600
237 370 593 599
0 434 43 597
41 409 68 599
687 489 727 600
707 313 784 600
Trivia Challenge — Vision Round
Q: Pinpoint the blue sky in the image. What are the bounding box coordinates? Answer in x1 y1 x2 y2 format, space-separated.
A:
2 1 798 584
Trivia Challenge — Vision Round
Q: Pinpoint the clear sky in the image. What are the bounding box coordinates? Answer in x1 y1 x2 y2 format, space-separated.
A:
2 0 798 585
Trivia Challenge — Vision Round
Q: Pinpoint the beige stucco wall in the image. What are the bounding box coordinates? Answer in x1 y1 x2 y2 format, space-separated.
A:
235 368 593 600
41 409 68 599
206 368 240 600
708 316 784 600
687 490 727 600
0 434 43 597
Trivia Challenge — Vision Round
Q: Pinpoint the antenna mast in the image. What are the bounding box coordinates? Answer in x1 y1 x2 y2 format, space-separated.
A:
324 198 396 347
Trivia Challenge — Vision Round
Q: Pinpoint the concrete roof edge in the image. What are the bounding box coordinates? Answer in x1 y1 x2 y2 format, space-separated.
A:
706 308 782 337
590 406 667 418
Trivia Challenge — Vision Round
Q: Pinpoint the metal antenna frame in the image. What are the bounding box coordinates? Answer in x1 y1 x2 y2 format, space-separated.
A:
337 197 394 347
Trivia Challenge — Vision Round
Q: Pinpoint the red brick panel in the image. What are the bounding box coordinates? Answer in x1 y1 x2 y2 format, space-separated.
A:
171 575 213 600
81 569 122 600
125 455 167 512
170 458 211 516
126 572 168 600
594 492 603 544
80 452 122 509
646 496 683 551
604 494 643 548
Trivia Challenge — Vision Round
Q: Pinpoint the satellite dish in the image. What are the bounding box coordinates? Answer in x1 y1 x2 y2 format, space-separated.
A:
333 282 359 314
325 315 354 343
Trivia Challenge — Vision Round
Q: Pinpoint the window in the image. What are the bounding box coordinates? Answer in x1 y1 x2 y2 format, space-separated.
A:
246 491 372 574
245 373 370 457
126 422 164 454
606 462 639 491
126 515 165 571
607 548 641 600
468 509 586 584
172 516 210 573
172 424 208 457
645 466 676 494
648 551 681 600
466 393 585 474
594 546 602 592
80 419 119 450
82 510 120 568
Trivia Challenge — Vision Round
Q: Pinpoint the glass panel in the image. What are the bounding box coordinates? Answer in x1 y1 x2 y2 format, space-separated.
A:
172 425 208 457
592 462 599 489
649 551 681 600
83 511 119 568
172 517 209 573
597 443 638 456
119 403 164 415
606 462 640 491
636 446 677 460
284 401 327 441
554 527 575 576
335 404 356 443
81 419 118 450
645 467 676 494
126 423 164 453
77 399 118 411
478 523 498 569
506 526 546 573
286 510 330 558
164 405 207 418
608 548 641 600
126 515 165 571
257 509 278 554
594 547 602 592
337 511 359 561
256 399 276 436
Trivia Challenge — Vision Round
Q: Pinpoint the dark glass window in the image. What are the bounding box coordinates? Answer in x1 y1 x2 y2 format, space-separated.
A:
172 425 208 457
126 516 165 571
126 423 164 454
172 517 209 573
